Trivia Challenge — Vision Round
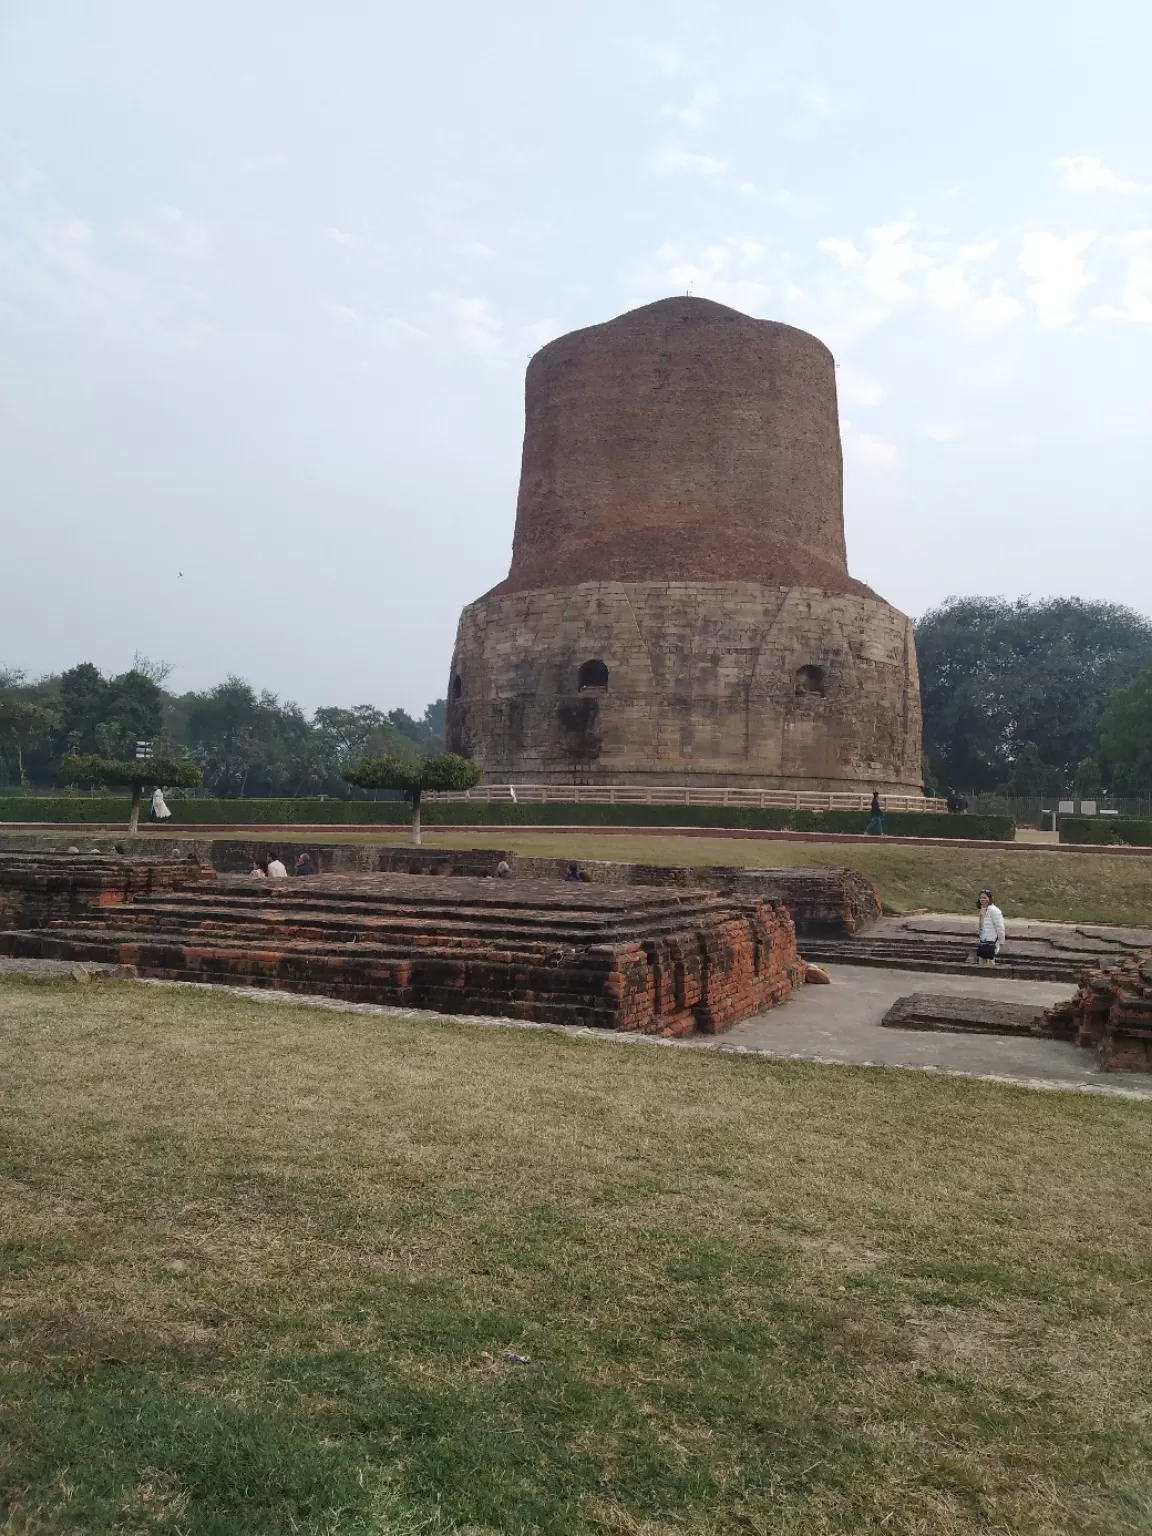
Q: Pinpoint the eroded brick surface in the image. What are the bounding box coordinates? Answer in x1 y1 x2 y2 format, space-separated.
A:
203 845 879 939
1036 951 1152 1071
0 850 209 931
0 871 804 1035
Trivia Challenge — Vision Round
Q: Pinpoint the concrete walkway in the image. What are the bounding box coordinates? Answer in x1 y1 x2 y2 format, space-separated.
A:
4 957 1148 1099
708 963 1152 1096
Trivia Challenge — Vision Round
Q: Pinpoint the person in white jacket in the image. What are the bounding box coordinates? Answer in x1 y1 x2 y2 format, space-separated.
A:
150 787 172 822
977 889 1005 965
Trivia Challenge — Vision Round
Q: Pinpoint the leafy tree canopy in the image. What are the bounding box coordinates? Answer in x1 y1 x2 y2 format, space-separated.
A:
916 597 1152 792
1099 668 1152 794
342 752 482 799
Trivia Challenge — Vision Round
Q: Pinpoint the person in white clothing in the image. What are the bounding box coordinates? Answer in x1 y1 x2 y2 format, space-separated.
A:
266 857 288 879
976 889 1005 965
150 787 172 822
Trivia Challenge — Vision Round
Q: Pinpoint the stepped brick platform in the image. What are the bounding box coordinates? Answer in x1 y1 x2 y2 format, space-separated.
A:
801 915 1152 983
197 843 880 939
0 849 208 931
882 993 1043 1036
0 873 804 1035
1035 951 1152 1071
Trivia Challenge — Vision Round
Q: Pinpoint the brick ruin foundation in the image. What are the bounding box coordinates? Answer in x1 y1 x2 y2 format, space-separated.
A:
0 854 804 1034
0 849 208 931
1035 951 1152 1071
203 843 881 938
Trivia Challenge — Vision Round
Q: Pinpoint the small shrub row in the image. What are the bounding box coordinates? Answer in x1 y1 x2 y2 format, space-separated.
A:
0 797 1016 840
1059 815 1152 846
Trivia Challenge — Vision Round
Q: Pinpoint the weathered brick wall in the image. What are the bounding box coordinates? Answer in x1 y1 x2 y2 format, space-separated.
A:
0 851 208 931
1037 951 1152 1071
490 297 866 599
1 872 804 1036
448 581 921 791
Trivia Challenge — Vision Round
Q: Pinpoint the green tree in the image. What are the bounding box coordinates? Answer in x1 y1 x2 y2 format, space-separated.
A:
343 752 482 845
60 752 202 833
916 597 1152 791
1099 668 1152 794
0 698 57 787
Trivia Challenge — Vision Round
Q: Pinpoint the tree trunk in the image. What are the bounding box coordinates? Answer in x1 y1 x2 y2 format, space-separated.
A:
128 784 142 834
16 745 26 788
411 790 422 846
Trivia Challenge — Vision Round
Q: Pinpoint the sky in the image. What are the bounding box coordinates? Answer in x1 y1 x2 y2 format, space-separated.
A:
1 0 1150 712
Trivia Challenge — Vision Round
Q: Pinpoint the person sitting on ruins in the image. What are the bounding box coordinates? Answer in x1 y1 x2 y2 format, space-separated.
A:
495 860 511 878
294 852 317 877
565 863 583 882
266 856 288 879
250 860 267 879
976 889 1006 965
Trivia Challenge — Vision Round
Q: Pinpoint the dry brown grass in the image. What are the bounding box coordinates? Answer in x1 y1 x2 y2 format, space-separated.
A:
2 976 1151 1533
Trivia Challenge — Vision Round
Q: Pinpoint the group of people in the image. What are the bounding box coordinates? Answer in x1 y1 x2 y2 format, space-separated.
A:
249 851 317 879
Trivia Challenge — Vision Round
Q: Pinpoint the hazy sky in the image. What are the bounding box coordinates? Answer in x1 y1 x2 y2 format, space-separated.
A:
2 1 1150 711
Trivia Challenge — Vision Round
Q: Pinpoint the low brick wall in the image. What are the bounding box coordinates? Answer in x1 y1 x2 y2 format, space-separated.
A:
0 850 208 932
1035 951 1152 1070
0 871 804 1036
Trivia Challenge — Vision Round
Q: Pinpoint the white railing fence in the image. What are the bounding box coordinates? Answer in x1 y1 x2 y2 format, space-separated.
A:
424 784 948 814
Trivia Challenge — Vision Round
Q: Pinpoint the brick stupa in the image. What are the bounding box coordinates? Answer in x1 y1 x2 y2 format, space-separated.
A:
446 297 923 791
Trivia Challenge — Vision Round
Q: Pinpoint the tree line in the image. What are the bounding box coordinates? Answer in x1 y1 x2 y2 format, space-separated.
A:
5 594 1152 801
915 597 1152 797
0 657 447 798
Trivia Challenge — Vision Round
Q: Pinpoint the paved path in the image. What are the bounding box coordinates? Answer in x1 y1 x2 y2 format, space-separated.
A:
709 963 1152 1095
4 957 1148 1099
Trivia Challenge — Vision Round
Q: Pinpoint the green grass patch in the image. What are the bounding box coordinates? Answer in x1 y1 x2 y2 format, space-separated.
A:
318 828 1151 928
2 978 1151 1533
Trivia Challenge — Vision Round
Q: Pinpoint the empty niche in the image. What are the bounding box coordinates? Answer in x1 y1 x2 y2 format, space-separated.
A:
794 665 825 697
577 658 609 691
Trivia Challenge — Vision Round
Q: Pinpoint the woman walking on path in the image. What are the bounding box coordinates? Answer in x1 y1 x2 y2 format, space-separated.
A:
866 791 884 836
977 889 1006 965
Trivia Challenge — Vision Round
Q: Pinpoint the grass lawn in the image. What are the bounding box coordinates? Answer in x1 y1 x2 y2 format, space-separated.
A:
2 978 1151 1534
296 828 1152 930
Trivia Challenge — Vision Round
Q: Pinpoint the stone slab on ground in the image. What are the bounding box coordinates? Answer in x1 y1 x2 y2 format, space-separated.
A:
880 992 1043 1036
706 963 1151 1092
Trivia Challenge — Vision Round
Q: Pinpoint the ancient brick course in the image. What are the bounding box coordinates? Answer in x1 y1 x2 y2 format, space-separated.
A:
1035 951 1152 1071
446 297 923 792
0 850 208 931
1 872 804 1036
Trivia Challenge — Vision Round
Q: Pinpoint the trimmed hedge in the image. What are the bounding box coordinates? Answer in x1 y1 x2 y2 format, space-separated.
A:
0 796 1016 840
1059 815 1152 846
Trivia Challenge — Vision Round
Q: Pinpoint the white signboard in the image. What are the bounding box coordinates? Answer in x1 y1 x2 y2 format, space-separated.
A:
1058 801 1075 815
1079 800 1097 816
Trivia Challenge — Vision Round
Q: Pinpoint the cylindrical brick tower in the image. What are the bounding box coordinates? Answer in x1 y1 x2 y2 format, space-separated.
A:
446 296 923 792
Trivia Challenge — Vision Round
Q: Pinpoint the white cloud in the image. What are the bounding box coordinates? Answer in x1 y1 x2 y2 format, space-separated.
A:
650 148 727 177
326 302 360 322
738 181 758 199
450 296 503 359
525 318 560 347
1092 230 1152 322
1017 230 1096 326
837 369 885 407
673 84 719 127
1055 155 1152 196
376 317 430 348
458 240 495 259
843 423 900 466
327 227 362 248
800 87 833 117
919 421 968 442
122 205 208 259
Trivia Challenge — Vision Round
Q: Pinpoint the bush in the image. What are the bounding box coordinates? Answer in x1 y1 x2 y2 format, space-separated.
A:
0 798 1016 839
1058 815 1152 846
